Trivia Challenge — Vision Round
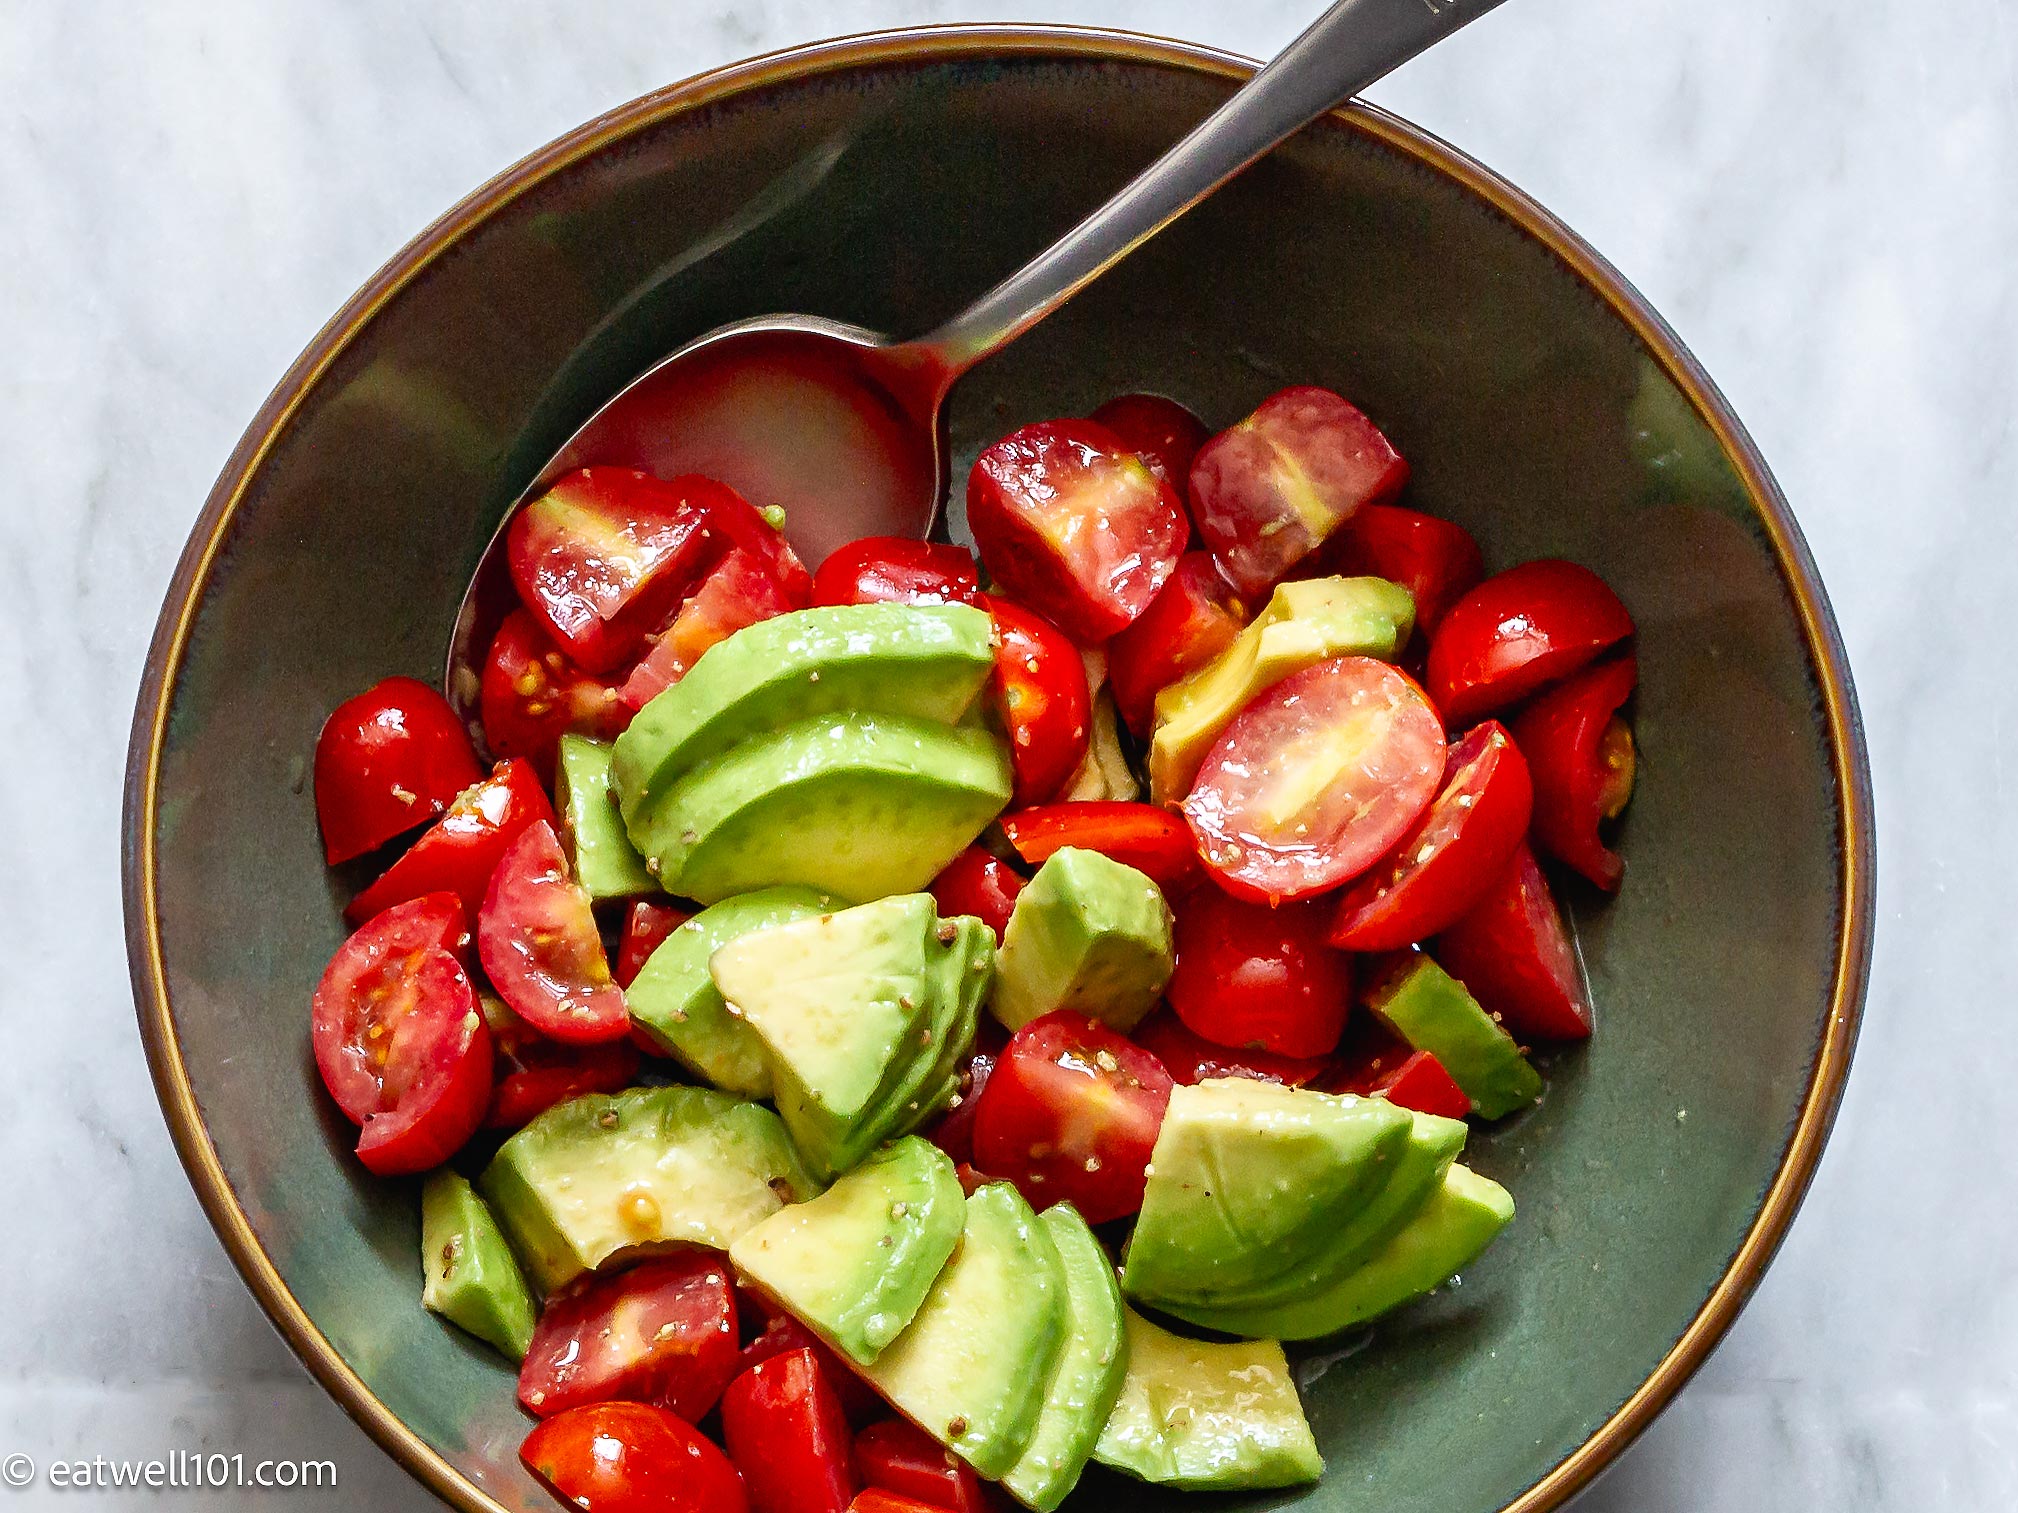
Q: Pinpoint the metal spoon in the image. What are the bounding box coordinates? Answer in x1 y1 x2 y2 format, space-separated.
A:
446 0 1508 709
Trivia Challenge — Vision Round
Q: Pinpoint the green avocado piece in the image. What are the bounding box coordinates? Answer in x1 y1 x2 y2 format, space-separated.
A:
1176 1163 1514 1340
992 848 1174 1033
1149 576 1415 802
419 1171 537 1360
1000 1205 1128 1512
1122 1079 1413 1307
631 712 1013 905
624 886 835 1098
1367 954 1542 1120
612 602 997 826
1060 677 1140 803
478 1086 816 1293
858 1182 1067 1480
555 735 657 901
731 1137 966 1365
1091 1309 1322 1491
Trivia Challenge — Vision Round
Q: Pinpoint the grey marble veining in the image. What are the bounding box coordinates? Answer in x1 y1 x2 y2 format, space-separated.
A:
2 0 2011 1507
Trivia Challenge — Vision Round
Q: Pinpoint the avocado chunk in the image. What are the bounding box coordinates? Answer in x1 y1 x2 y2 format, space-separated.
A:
555 734 656 901
1091 1309 1322 1491
630 712 1013 905
731 1137 965 1365
1149 576 1415 802
612 602 997 826
1000 1205 1128 1512
1123 1079 1413 1307
857 1182 1067 1479
1060 650 1140 803
624 886 835 1098
479 1086 816 1293
1367 954 1542 1119
419 1171 537 1360
992 848 1174 1033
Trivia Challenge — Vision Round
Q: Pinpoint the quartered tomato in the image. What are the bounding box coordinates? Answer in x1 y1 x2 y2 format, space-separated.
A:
1088 393 1210 496
1131 1011 1329 1087
1328 720 1534 951
981 596 1091 807
484 1037 641 1131
1188 385 1409 598
620 544 813 710
313 676 483 864
967 419 1187 641
1425 559 1634 727
734 1298 882 1425
926 848 1026 943
1326 1023 1471 1119
615 900 691 988
480 609 630 781
1436 842 1592 1041
519 1253 741 1421
853 1419 995 1513
1167 889 1353 1058
721 1348 857 1513
970 1011 1174 1224
1105 552 1247 737
852 1493 971 1513
346 757 557 923
310 893 491 1175
1512 653 1638 890
1307 503 1484 636
1182 656 1446 903
477 821 629 1044
521 1402 748 1513
998 802 1199 893
811 536 981 608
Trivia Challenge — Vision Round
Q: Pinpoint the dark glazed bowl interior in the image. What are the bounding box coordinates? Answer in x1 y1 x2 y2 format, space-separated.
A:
125 28 1870 1513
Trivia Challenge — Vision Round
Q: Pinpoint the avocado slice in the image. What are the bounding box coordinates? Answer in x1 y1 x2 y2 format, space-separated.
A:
1000 1205 1128 1512
631 712 1013 905
478 1086 816 1293
419 1171 537 1360
857 1181 1067 1480
1149 576 1415 802
1091 1308 1322 1491
992 848 1174 1034
624 886 835 1099
730 1137 966 1365
612 602 997 824
1060 692 1140 803
1122 1079 1413 1306
1366 954 1542 1120
554 734 656 901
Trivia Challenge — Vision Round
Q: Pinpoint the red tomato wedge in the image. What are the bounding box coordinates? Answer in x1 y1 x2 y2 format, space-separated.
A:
346 758 558 923
1088 393 1210 496
1106 551 1246 737
522 1402 749 1513
734 1300 882 1426
853 1419 994 1513
1436 842 1592 1041
921 1048 996 1166
970 1011 1174 1224
811 536 981 608
1426 559 1634 727
519 1253 741 1421
477 821 629 1045
1327 1023 1472 1119
1328 720 1534 951
967 419 1187 641
926 848 1026 944
1182 656 1447 903
980 596 1091 807
998 802 1199 892
1189 385 1409 597
314 676 483 864
481 609 630 782
1167 888 1353 1058
721 1348 857 1513
620 548 811 711
484 1038 641 1131
616 900 691 988
1132 1011 1329 1087
1512 654 1638 890
852 1493 962 1513
1307 503 1484 636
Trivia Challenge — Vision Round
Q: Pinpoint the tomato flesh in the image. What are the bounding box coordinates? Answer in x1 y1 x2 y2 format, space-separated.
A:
314 676 483 864
1106 551 1246 737
1435 841 1592 1041
1425 559 1634 727
735 1298 882 1426
998 802 1199 893
521 1402 749 1513
980 596 1090 807
926 848 1026 944
481 609 631 782
346 758 558 924
616 900 691 988
811 536 981 608
485 1037 641 1130
1327 1022 1472 1119
620 540 813 711
1306 503 1484 636
1512 654 1638 890
1168 888 1353 1058
477 820 629 1044
1088 393 1210 497
853 1418 993 1513
1131 1011 1329 1087
519 1253 741 1421
721 1348 857 1513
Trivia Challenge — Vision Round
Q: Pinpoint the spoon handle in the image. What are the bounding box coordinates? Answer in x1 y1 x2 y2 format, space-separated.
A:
903 0 1511 379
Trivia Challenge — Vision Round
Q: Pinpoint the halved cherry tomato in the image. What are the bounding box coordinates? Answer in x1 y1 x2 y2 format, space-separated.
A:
1088 393 1210 496
477 821 629 1044
721 1348 857 1513
970 1011 1174 1224
346 758 558 923
998 802 1199 893
1132 1010 1328 1087
1182 656 1446 903
484 1038 642 1130
926 849 1026 943
811 537 981 608
1167 888 1353 1058
1512 654 1638 890
1328 720 1533 951
921 1049 995 1166
734 1297 882 1426
616 900 692 988
981 596 1090 807
967 420 1186 641
620 542 815 711
1306 503 1484 636
481 609 630 782
1425 559 1634 727
1189 385 1409 597
853 1419 993 1513
521 1402 748 1513
519 1253 741 1421
1435 841 1592 1041
1326 1022 1472 1119
851 1493 958 1513
314 677 483 864
1106 551 1246 737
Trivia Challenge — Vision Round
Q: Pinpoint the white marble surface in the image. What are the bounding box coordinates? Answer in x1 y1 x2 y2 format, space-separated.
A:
2 0 2010 1507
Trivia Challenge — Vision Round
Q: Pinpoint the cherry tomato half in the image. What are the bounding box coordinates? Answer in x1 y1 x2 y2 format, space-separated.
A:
616 900 691 988
981 596 1091 807
1435 841 1592 1041
620 544 813 711
477 820 629 1044
313 676 483 864
1306 503 1484 636
1512 653 1638 890
811 536 981 608
734 1297 883 1426
998 802 1199 893
927 848 1026 944
851 1492 964 1513
1106 552 1247 738
481 609 630 783
1088 393 1210 497
1325 1022 1472 1119
853 1418 994 1513
1131 1011 1329 1087
1425 559 1634 727
346 758 559 924
1167 888 1353 1058
721 1348 857 1513
520 1252 741 1421
484 1037 642 1131
521 1402 749 1513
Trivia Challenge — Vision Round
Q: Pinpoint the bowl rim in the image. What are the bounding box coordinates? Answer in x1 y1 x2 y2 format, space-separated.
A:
122 22 1874 1513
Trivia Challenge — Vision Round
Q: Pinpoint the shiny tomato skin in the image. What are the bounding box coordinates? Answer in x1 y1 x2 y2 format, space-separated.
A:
620 541 814 711
1436 842 1592 1041
921 1049 995 1167
853 1418 994 1513
1512 654 1638 890
314 677 483 864
1426 559 1634 727
1106 552 1246 737
967 420 1187 641
520 1253 741 1421
1306 504 1484 636
1328 720 1534 951
998 802 1199 893
926 848 1026 944
970 1012 1174 1224
312 895 474 1103
1167 889 1354 1058
1088 393 1210 496
720 1348 857 1513
521 1402 749 1513
1327 1023 1473 1119
484 1038 642 1130
1131 1011 1328 1087
811 536 981 608
481 609 630 783
616 900 691 988
346 758 559 924
477 821 629 1045
981 596 1091 807
851 1492 964 1513
734 1301 882 1426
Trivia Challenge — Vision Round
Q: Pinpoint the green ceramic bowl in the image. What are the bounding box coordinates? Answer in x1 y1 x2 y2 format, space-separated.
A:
124 26 1872 1513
